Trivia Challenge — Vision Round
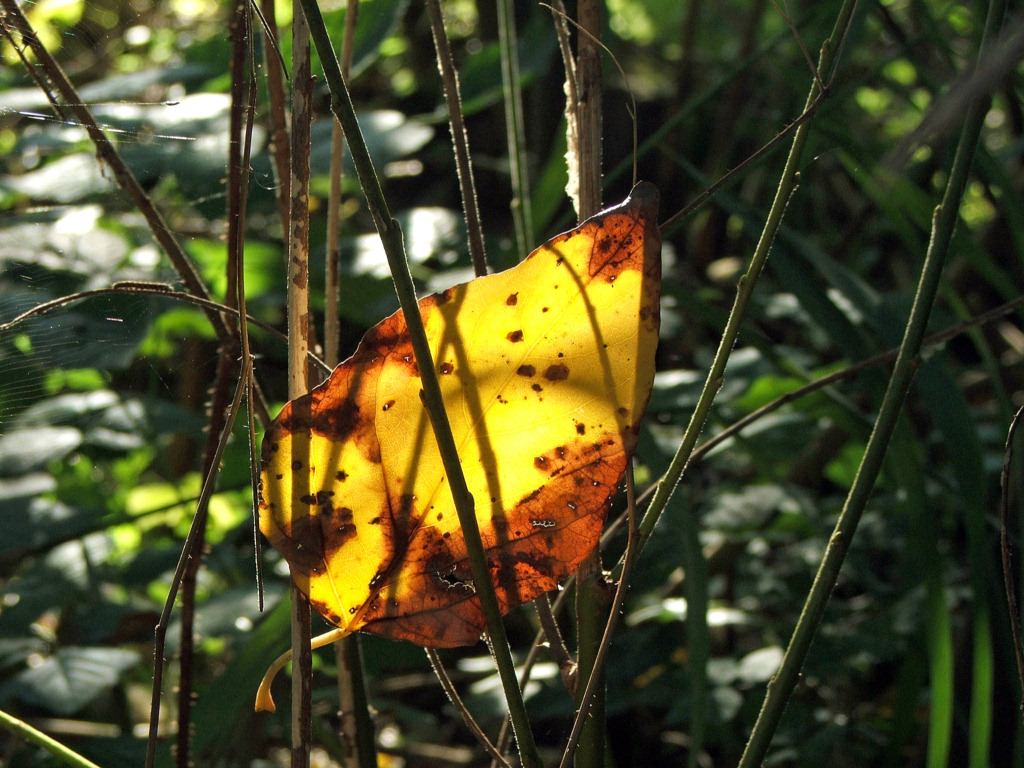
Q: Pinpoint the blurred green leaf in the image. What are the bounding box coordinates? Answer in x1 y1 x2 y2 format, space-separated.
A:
0 646 140 716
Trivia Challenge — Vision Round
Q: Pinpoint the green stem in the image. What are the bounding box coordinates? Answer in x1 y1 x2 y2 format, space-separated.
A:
293 3 540 766
633 0 859 561
0 708 103 768
736 0 1002 763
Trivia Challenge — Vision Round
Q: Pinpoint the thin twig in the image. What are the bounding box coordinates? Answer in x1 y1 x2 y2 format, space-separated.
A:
657 92 825 235
1001 405 1024 719
426 650 513 768
535 594 576 693
173 7 256 763
426 0 488 277
656 0 866 237
236 5 264 615
766 0 825 94
558 465 641 768
145 354 253 768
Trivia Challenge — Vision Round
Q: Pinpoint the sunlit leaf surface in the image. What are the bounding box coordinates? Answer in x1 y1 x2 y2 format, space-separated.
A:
259 183 661 647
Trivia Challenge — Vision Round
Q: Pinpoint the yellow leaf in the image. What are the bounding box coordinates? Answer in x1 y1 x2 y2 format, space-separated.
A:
259 182 660 650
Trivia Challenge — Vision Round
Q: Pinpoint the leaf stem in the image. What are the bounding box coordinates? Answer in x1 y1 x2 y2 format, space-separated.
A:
293 2 540 766
571 4 609 765
736 0 1003 763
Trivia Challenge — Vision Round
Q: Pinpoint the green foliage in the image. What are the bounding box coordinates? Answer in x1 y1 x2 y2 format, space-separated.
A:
0 0 1022 767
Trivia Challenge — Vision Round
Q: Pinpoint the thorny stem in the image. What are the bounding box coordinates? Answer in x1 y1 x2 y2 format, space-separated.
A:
324 0 358 368
426 650 513 768
294 2 541 766
287 2 314 766
259 0 291 235
426 0 488 277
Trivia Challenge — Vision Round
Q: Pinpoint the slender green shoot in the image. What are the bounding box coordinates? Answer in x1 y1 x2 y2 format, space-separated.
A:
0 709 103 768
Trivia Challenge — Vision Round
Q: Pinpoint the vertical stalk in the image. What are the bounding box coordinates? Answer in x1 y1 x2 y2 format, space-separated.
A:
336 633 376 768
572 3 606 766
496 0 532 257
324 0 357 367
288 2 314 766
326 7 377 766
426 0 488 277
177 4 254 765
259 0 291 238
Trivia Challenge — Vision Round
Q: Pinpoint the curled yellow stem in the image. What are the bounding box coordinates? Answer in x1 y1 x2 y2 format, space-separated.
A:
254 627 349 712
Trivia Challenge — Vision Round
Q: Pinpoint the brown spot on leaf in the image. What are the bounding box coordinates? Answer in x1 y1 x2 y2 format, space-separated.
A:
517 364 536 377
439 361 454 375
544 364 569 381
506 293 518 306
300 490 335 506
507 329 524 343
